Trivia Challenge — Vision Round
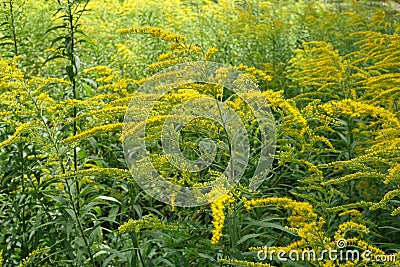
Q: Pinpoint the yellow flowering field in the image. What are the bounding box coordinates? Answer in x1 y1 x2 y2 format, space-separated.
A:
0 0 400 266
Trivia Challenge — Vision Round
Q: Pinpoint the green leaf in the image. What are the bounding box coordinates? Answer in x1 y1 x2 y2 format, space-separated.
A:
50 36 65 47
43 54 65 64
0 41 14 47
95 196 121 205
74 55 81 72
236 233 265 245
145 256 155 267
45 24 67 34
245 219 295 236
66 65 74 81
0 35 12 40
65 208 77 221
198 253 215 262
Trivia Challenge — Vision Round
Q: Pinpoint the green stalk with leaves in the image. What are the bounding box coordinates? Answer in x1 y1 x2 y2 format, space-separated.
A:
45 0 96 265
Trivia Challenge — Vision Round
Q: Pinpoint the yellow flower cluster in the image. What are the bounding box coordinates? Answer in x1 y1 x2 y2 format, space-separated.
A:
288 41 348 100
43 47 63 57
297 219 327 244
67 106 126 125
61 123 122 144
349 28 400 112
117 0 181 17
320 99 400 128
355 239 385 255
83 65 113 76
0 121 41 149
262 91 308 132
114 40 138 64
118 26 206 71
236 64 273 84
370 189 400 214
119 26 186 44
58 168 131 180
322 171 385 186
0 57 24 92
243 197 317 227
63 93 119 109
384 163 400 184
149 58 187 70
338 209 362 218
158 52 173 61
83 65 137 95
118 214 177 234
327 201 373 213
210 192 235 244
17 247 49 267
203 47 218 61
334 221 370 240
321 260 357 267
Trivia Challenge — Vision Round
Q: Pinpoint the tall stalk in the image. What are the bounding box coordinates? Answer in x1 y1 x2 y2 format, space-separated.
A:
8 0 19 56
4 0 30 260
66 0 80 204
46 0 95 265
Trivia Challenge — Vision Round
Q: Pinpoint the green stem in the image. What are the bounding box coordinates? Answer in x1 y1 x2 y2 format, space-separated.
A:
347 117 353 160
29 89 96 265
131 232 145 267
8 0 18 56
66 0 79 176
347 117 353 197
65 1 95 265
18 143 28 257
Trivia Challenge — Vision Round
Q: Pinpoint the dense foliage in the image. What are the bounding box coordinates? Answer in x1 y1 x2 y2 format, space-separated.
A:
0 0 400 266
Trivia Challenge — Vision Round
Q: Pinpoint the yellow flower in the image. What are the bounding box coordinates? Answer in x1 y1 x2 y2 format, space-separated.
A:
118 26 186 44
203 47 218 61
17 247 49 267
242 197 317 226
338 209 362 218
83 65 113 76
210 192 234 244
118 214 177 234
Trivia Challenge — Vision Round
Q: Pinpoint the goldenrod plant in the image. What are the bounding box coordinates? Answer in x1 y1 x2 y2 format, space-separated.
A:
0 0 400 266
